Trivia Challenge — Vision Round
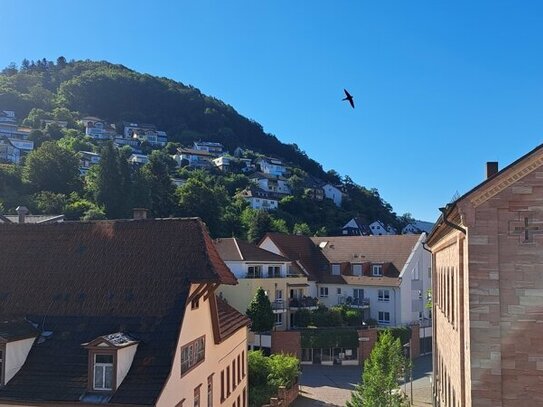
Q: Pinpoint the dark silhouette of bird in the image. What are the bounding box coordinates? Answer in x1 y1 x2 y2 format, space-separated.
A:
342 89 355 108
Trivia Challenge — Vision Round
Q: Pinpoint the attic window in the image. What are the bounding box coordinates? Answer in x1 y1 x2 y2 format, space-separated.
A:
372 265 383 276
94 354 114 390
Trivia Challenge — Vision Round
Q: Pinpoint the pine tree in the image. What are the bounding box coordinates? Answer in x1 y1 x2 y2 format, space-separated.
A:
347 330 409 407
246 287 274 349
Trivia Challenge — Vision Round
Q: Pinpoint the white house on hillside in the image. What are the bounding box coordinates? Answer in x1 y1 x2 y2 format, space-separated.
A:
249 172 291 195
238 187 279 210
322 184 343 207
82 117 117 140
256 157 287 177
193 141 224 156
173 148 214 168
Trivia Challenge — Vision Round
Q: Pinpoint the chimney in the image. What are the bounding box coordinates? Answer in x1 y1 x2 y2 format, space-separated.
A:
486 162 499 179
16 206 29 224
133 208 148 220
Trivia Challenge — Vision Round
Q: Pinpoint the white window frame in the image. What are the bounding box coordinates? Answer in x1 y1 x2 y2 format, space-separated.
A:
319 287 329 297
93 354 114 391
372 265 383 276
352 264 362 276
331 264 341 276
378 311 390 324
378 289 390 302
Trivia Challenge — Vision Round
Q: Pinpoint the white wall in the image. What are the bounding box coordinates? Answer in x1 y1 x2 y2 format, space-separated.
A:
323 184 342 206
4 337 36 384
116 344 138 389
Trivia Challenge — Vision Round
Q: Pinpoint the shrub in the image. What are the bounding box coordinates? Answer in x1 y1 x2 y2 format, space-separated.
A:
294 309 311 328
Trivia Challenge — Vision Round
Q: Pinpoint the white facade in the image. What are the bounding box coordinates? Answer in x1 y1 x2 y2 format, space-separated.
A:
258 158 287 176
323 184 343 207
193 141 224 156
369 221 391 235
128 154 149 165
85 121 117 140
116 344 138 389
251 176 291 195
245 196 278 210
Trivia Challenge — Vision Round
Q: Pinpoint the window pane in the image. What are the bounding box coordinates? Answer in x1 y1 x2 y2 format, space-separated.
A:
96 354 113 364
105 365 113 389
94 365 104 388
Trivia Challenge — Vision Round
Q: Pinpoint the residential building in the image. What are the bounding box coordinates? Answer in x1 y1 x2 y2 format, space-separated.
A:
238 187 280 210
124 123 167 147
0 138 21 164
402 220 434 235
310 234 431 327
0 206 64 224
256 157 288 177
128 153 149 166
79 150 101 175
173 147 214 168
215 238 317 347
0 217 249 407
8 138 33 157
249 172 291 195
369 220 395 235
212 155 253 172
341 217 372 236
427 154 543 407
322 183 343 207
303 177 325 201
82 117 117 140
193 141 224 156
0 110 16 123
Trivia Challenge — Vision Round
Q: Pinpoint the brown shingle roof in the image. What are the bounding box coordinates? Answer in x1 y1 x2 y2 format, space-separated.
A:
260 233 335 282
216 296 250 340
310 234 421 279
0 218 237 404
214 238 289 262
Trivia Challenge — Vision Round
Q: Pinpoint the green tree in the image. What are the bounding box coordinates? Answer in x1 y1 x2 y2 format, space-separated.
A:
176 178 227 236
23 141 81 194
242 208 272 243
140 150 177 217
28 129 51 148
347 330 409 407
293 222 312 236
33 191 67 214
246 287 274 348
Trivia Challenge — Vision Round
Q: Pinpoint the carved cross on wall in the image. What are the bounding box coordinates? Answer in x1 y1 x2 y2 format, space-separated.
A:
509 215 543 243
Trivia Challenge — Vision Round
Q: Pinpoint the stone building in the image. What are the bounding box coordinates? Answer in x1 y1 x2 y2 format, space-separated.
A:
427 149 543 407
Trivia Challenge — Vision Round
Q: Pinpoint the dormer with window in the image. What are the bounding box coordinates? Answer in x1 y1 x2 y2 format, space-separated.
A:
82 333 139 393
372 264 383 276
0 320 39 387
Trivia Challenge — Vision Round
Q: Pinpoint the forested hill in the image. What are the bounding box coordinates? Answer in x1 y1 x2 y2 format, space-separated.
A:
0 58 328 180
0 58 414 238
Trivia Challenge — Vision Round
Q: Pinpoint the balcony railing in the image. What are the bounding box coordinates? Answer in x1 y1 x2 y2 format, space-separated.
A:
272 299 286 311
289 296 319 309
339 296 370 308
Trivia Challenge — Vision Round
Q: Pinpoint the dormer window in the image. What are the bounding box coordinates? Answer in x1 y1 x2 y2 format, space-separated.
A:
372 265 383 276
94 354 114 390
331 264 341 275
83 333 138 393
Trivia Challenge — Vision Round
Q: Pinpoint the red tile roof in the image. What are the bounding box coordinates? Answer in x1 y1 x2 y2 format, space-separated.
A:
216 296 250 341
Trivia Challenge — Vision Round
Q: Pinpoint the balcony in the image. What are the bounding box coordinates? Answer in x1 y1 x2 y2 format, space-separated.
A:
271 299 287 313
289 296 319 310
339 296 370 309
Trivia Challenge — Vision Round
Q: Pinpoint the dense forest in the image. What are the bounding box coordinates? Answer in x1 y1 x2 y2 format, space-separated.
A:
0 57 413 240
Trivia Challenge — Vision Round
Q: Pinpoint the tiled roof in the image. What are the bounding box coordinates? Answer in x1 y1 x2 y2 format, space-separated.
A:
0 218 236 404
310 235 421 275
214 238 289 262
260 233 334 282
1 214 64 224
216 297 250 341
0 320 39 343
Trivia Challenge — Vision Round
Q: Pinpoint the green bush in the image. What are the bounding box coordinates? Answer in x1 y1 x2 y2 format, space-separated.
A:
248 350 270 386
294 309 311 327
268 353 300 388
344 309 362 326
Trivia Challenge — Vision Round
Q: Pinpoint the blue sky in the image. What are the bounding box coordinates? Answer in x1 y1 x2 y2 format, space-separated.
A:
2 1 543 222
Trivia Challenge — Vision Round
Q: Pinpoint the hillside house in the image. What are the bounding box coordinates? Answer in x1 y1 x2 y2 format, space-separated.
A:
124 123 167 147
0 217 249 407
402 220 434 235
0 138 21 164
428 154 543 406
322 184 343 207
174 148 214 168
82 117 117 140
0 110 16 123
128 153 149 166
256 157 288 177
249 172 291 195
341 218 372 236
212 155 253 172
215 238 316 346
193 141 224 156
79 151 101 175
238 187 279 210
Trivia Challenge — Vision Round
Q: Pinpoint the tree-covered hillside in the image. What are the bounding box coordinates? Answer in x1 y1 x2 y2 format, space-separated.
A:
0 57 327 179
0 58 414 239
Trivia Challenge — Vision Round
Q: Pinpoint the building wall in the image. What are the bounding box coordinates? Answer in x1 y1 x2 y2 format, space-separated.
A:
157 284 248 407
218 276 310 332
431 233 465 407
323 185 342 206
4 337 35 385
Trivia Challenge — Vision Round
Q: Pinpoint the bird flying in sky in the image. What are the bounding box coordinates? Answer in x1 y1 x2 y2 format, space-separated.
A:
342 89 354 109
